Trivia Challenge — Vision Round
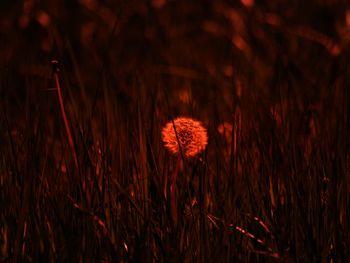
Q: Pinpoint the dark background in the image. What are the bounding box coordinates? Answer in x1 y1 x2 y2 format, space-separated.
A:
1 0 350 262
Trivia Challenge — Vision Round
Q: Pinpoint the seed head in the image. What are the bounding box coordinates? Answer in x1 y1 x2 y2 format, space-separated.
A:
162 117 208 158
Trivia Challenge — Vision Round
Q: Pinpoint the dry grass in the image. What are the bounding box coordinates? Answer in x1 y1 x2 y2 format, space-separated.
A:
1 0 350 262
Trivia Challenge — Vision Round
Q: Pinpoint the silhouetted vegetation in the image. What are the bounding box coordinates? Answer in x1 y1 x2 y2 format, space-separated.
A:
1 0 350 262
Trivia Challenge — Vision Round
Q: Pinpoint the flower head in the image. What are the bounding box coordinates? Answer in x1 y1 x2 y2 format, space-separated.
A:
162 117 208 158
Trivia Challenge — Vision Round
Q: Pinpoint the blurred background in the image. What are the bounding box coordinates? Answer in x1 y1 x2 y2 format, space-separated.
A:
1 0 350 113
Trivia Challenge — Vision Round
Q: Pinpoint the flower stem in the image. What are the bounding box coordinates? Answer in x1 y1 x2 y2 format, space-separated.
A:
170 156 182 226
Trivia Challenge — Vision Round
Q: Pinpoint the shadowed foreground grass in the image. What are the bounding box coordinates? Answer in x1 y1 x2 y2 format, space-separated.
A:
1 0 350 262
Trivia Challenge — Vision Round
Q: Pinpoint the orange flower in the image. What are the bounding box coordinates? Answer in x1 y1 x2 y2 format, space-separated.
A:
162 117 208 158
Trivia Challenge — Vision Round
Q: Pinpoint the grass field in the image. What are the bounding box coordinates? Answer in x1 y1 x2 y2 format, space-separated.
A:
1 0 350 262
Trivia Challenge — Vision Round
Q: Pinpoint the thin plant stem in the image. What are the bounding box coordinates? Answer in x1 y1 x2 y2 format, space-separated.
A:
52 60 79 172
170 155 182 226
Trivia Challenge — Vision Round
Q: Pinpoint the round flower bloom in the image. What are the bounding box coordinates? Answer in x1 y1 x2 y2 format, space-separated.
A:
162 117 208 158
